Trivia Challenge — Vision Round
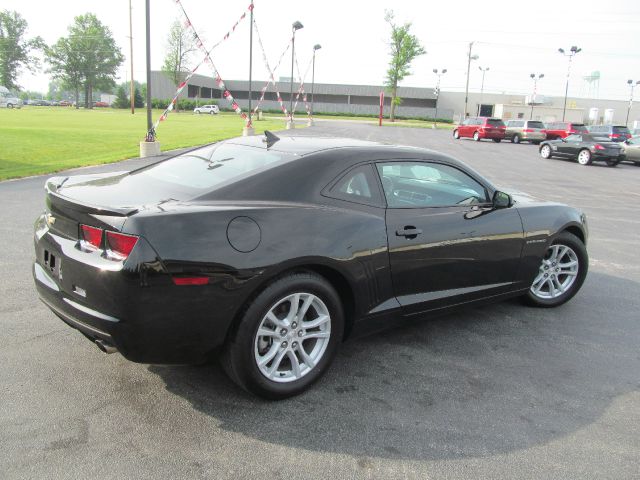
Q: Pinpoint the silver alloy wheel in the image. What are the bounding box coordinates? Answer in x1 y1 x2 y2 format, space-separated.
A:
577 150 591 165
513 134 520 144
540 145 551 158
530 244 579 300
254 292 331 383
473 132 480 141
453 130 460 139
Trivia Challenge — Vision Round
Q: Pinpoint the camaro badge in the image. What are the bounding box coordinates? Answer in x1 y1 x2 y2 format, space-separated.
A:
46 214 56 226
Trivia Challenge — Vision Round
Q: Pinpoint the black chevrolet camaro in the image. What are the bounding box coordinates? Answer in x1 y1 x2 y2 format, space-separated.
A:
539 133 625 166
33 133 589 398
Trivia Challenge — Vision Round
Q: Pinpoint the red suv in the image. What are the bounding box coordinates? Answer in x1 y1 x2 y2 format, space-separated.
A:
544 122 588 140
453 117 506 142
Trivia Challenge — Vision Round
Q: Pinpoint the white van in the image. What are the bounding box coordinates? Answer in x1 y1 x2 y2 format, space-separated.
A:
0 86 23 109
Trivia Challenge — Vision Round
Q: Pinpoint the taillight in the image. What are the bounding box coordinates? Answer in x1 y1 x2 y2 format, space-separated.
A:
523 129 534 133
172 276 209 286
594 144 605 151
611 133 620 138
80 224 102 251
105 231 139 261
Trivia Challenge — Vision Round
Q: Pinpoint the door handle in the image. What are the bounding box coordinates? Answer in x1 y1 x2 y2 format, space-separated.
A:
396 226 422 238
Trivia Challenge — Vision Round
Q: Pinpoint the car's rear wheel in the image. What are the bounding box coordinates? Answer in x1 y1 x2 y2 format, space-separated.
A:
222 272 344 399
577 149 592 165
513 134 520 144
540 145 552 159
7 103 14 109
473 131 480 141
210 110 215 115
493 138 501 143
523 231 588 308
453 129 460 139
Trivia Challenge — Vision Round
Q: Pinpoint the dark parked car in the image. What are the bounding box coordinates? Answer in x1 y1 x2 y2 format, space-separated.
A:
453 117 506 142
544 122 588 140
33 134 589 399
539 133 625 166
587 124 632 142
504 120 547 144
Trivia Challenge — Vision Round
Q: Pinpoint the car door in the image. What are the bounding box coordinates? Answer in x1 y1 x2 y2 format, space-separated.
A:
377 161 524 315
458 119 471 137
557 134 582 157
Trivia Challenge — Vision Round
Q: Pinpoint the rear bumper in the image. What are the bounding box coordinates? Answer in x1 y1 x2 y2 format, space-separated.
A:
521 132 546 141
33 226 245 364
479 131 505 139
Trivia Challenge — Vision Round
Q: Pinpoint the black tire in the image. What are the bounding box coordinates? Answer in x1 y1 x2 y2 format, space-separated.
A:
195 110 201 114
522 231 588 308
7 103 13 109
210 110 215 115
453 129 460 139
473 131 480 141
513 134 520 144
222 272 344 399
493 138 502 143
577 149 592 165
605 158 619 167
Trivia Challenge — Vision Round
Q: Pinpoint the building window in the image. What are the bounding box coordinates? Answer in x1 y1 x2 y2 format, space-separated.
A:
517 112 524 119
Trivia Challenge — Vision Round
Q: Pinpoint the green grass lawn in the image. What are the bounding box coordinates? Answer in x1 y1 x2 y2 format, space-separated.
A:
0 108 287 180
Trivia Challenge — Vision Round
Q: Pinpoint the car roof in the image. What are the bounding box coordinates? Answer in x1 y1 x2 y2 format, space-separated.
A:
224 135 388 156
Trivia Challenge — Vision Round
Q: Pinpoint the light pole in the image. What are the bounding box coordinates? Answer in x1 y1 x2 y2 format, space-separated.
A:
432 68 447 124
477 66 489 116
287 21 304 129
626 79 640 127
308 44 321 126
558 46 581 121
463 42 478 119
529 73 544 119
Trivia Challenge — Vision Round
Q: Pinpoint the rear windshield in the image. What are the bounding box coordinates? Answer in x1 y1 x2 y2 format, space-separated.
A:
527 121 545 129
486 119 505 127
571 124 588 132
612 126 630 134
134 143 293 190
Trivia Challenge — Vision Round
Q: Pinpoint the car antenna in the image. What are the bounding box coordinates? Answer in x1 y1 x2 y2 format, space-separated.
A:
262 130 280 149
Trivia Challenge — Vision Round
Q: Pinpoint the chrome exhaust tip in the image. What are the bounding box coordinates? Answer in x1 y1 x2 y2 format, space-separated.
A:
95 339 117 354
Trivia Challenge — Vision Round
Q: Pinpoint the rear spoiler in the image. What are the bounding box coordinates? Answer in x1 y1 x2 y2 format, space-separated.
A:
45 177 139 217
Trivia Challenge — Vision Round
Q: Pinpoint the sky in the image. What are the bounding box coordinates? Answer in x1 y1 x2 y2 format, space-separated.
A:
5 0 640 101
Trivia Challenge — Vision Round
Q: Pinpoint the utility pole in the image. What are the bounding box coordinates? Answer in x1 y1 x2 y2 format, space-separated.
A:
145 0 152 139
129 0 134 114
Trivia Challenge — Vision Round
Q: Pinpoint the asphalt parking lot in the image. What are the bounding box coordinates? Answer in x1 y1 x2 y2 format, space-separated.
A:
1 121 638 479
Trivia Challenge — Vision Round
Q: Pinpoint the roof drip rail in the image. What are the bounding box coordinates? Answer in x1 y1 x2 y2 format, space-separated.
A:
263 130 281 149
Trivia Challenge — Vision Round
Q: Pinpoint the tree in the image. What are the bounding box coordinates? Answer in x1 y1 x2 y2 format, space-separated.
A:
46 14 123 108
133 87 144 108
0 10 44 89
383 10 425 122
113 85 129 108
162 20 197 111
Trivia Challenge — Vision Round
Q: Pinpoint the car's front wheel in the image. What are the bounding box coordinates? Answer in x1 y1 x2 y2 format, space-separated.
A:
605 158 619 167
493 138 502 143
453 129 460 139
223 272 344 399
473 131 480 141
523 231 588 308
513 134 520 144
540 144 552 159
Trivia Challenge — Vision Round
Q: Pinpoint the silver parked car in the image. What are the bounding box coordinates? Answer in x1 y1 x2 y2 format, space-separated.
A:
621 135 640 165
504 120 546 144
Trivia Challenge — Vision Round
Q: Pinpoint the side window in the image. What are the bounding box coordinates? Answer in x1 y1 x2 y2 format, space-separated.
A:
327 164 383 207
376 162 489 208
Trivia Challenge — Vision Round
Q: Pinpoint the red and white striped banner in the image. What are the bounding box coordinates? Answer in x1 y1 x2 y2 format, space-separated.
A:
150 1 253 136
252 19 291 119
292 55 313 118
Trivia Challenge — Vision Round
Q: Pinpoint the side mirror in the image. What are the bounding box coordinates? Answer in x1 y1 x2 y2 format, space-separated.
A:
492 190 512 209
